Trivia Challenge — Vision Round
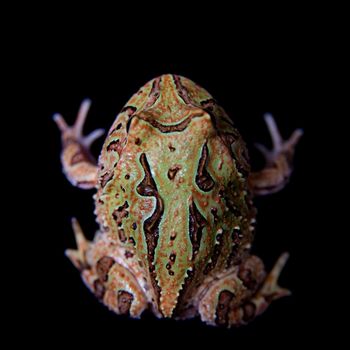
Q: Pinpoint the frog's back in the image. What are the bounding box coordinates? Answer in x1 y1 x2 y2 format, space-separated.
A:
95 74 255 317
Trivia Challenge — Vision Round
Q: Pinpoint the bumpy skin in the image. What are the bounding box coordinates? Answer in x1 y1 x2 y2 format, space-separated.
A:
54 74 303 327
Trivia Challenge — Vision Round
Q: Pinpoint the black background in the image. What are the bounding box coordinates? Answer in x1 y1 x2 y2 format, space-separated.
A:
35 59 322 347
7 1 344 344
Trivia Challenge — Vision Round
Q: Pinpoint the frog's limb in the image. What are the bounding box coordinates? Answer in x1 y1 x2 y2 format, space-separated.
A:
65 219 148 318
53 99 104 189
78 261 148 318
198 253 290 327
248 114 303 196
65 218 91 270
100 263 148 318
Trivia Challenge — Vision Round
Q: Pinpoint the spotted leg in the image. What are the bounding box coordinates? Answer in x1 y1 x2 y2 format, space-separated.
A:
53 99 104 189
66 218 148 318
248 114 303 196
198 253 290 327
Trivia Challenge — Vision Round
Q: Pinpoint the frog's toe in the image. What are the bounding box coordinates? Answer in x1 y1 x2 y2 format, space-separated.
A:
82 128 105 148
249 114 303 195
53 113 69 132
258 252 291 302
53 99 104 146
71 98 92 138
53 99 102 189
65 218 91 270
261 113 304 164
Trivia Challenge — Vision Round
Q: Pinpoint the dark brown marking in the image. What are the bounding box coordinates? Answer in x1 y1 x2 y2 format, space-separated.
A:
125 250 134 259
121 106 137 116
107 139 123 156
220 132 249 178
126 117 134 133
167 165 181 180
112 201 129 228
242 302 257 323
189 200 207 261
200 98 217 112
100 171 114 188
145 78 161 108
70 147 92 166
233 226 241 238
238 264 258 290
136 153 164 304
109 108 135 135
172 74 192 105
211 207 218 222
196 143 215 192
203 230 224 275
125 174 130 179
137 112 203 133
75 259 90 272
216 290 235 327
226 228 243 268
118 291 134 315
94 279 106 300
116 123 122 130
132 223 137 230
96 256 115 282
129 237 136 246
137 154 157 197
168 144 176 152
167 252 176 276
118 229 126 241
135 137 141 145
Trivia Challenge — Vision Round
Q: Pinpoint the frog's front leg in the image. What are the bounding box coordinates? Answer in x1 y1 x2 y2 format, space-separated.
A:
248 114 303 196
53 99 104 189
66 219 148 318
198 253 290 327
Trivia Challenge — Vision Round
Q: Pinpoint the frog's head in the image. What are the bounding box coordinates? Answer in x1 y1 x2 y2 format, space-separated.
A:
139 74 214 118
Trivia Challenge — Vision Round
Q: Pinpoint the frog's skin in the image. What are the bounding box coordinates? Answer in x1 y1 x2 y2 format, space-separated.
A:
54 74 303 327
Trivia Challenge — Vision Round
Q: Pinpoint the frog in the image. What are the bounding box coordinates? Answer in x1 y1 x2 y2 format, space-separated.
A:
54 74 303 327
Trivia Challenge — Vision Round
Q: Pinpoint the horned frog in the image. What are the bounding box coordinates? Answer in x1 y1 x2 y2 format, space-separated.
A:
54 74 303 327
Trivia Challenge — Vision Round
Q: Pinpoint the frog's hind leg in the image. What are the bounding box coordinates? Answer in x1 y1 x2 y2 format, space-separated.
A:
198 253 290 327
65 218 91 270
53 99 104 189
248 114 303 196
65 218 149 318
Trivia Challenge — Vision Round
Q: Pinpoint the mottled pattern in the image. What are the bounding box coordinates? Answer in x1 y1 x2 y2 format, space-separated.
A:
56 74 303 327
95 74 255 317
